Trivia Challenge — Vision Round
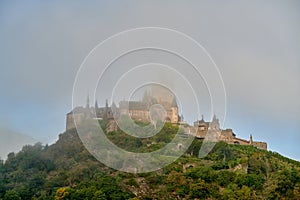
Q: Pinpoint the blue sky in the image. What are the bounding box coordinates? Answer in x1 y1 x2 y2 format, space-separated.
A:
0 1 299 160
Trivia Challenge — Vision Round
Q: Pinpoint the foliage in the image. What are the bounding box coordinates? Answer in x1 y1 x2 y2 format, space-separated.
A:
3 190 21 200
0 125 299 199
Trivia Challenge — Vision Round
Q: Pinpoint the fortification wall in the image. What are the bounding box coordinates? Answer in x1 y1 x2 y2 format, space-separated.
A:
253 142 267 150
66 113 85 130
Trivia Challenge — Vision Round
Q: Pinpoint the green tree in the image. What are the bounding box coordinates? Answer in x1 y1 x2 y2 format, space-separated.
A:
4 190 21 200
237 186 253 200
188 179 210 199
93 190 106 200
216 170 235 186
166 171 187 195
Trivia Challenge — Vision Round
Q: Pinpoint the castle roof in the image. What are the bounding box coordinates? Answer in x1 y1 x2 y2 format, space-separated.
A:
119 101 148 110
171 97 178 107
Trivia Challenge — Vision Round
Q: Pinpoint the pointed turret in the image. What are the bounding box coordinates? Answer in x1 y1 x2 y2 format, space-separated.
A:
180 114 184 122
171 96 177 107
95 100 99 110
201 114 204 121
111 101 117 110
105 99 108 108
86 95 90 109
104 99 109 120
213 114 217 121
142 90 149 102
210 114 220 130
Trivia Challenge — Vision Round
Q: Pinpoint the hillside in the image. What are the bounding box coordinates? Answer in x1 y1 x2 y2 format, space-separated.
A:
0 122 299 200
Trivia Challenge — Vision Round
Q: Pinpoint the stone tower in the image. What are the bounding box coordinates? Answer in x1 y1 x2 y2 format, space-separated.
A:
95 100 99 110
210 115 220 130
170 96 178 123
86 95 90 109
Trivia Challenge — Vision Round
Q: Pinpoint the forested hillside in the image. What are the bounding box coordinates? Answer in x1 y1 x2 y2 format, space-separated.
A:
0 122 299 199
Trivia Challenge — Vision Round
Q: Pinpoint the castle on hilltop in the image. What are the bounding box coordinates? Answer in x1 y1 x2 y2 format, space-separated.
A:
66 88 180 131
66 89 267 150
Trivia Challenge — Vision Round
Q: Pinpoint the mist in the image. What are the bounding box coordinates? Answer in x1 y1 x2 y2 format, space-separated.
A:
0 0 299 160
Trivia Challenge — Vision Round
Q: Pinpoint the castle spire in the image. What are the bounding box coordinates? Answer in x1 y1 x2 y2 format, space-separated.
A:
111 101 117 110
105 99 108 108
180 114 184 122
213 114 217 121
86 94 90 109
142 90 149 103
95 99 99 110
171 96 177 107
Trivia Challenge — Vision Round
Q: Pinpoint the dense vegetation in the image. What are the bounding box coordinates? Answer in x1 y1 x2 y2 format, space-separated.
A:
0 121 299 199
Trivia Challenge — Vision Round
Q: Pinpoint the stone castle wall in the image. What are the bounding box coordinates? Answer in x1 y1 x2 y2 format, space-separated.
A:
193 121 267 150
66 113 85 130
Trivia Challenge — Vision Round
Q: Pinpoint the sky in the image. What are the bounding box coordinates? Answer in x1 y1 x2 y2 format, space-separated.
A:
0 1 299 160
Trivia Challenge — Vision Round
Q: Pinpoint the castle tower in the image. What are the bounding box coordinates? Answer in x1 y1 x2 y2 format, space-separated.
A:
95 100 99 110
210 114 220 130
212 114 217 122
86 95 90 109
142 90 150 103
250 134 253 145
171 96 178 108
94 100 99 117
105 99 108 108
103 99 109 120
170 96 178 123
111 101 117 115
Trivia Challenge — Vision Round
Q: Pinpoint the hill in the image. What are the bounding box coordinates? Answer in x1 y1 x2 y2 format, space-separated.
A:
0 122 299 199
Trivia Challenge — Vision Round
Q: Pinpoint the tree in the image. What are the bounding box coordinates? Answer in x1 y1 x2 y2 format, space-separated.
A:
54 187 71 200
293 183 300 199
4 190 21 200
93 190 106 200
166 171 187 195
216 170 235 186
188 179 210 199
237 186 253 200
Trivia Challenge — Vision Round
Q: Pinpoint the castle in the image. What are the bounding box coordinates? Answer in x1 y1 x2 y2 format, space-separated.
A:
192 115 267 150
66 89 180 131
66 91 267 150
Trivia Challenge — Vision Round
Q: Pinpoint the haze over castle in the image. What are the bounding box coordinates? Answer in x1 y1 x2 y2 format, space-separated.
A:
66 86 267 150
